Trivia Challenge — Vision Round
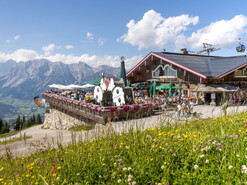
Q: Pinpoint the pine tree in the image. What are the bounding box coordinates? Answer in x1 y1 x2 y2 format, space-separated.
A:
36 114 42 124
14 115 21 130
0 117 3 133
27 118 32 127
22 115 26 125
1 121 9 133
31 113 36 125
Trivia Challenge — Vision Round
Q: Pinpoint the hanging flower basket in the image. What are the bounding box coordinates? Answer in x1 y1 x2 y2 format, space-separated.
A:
109 106 117 112
123 105 129 112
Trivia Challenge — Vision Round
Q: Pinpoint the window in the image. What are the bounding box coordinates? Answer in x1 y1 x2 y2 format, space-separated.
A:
152 64 177 78
234 68 247 77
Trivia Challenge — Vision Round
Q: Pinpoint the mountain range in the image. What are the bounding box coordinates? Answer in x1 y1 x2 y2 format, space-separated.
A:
0 59 120 122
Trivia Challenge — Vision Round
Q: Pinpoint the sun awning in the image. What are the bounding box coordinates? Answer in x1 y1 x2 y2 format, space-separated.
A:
156 84 177 90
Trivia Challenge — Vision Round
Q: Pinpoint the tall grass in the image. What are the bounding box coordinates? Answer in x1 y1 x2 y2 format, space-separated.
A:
1 111 247 184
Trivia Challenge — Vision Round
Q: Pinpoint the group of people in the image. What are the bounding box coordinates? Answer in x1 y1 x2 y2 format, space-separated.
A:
49 89 95 103
175 100 194 119
133 89 196 118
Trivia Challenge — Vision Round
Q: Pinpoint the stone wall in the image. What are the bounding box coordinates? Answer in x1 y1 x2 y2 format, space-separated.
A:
43 109 88 130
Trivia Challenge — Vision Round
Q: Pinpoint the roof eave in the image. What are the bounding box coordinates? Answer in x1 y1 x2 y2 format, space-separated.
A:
219 62 247 79
127 52 207 79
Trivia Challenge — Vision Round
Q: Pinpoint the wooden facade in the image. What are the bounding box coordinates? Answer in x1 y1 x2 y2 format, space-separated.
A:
127 52 247 105
127 54 201 92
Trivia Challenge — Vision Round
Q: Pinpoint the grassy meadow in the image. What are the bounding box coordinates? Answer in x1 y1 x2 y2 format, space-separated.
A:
1 111 247 184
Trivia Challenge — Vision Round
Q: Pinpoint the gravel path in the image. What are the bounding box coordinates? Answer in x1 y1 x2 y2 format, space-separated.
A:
0 105 246 158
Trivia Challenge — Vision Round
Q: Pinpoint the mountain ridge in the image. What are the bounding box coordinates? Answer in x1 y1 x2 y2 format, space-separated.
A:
0 59 120 121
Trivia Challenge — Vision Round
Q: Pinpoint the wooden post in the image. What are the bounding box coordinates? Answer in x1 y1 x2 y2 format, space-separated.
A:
107 112 112 137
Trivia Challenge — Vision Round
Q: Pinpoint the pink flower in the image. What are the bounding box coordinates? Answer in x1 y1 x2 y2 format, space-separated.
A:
118 159 123 164
123 105 129 112
134 105 139 110
216 143 222 148
109 107 116 112
129 105 134 111
235 135 238 140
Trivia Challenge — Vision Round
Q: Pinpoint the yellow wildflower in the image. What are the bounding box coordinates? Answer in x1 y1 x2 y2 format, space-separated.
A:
57 166 61 170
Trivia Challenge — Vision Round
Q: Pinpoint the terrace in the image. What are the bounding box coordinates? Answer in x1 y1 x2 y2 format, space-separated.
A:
42 92 156 125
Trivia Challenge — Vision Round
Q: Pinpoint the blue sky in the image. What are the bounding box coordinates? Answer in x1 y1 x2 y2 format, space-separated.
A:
1 0 247 69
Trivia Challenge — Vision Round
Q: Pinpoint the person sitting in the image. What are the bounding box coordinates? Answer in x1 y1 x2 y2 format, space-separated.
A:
85 94 90 103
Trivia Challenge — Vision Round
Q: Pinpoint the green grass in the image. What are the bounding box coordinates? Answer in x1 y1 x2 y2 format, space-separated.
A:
0 124 41 139
1 112 247 184
0 133 12 139
68 124 95 131
0 136 32 145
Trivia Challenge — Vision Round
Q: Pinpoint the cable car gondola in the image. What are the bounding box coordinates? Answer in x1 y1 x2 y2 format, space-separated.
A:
236 39 245 52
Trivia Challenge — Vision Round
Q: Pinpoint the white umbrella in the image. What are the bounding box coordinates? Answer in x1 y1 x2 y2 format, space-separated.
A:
48 84 58 88
82 84 95 88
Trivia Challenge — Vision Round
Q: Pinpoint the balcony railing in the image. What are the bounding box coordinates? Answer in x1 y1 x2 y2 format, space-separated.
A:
42 92 156 124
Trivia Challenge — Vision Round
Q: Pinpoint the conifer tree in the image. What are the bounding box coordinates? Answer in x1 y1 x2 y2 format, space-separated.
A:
2 121 9 133
0 117 3 133
36 114 42 124
14 115 21 130
27 118 32 127
22 115 26 125
31 113 36 125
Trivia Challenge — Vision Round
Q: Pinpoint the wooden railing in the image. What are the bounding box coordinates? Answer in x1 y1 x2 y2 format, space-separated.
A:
42 92 156 124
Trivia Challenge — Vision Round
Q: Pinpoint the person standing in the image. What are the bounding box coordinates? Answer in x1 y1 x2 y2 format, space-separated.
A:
222 100 228 116
189 100 194 114
176 103 182 119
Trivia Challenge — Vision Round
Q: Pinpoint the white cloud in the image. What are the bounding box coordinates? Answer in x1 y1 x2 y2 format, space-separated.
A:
87 32 94 40
118 10 199 50
0 48 141 68
98 38 104 46
14 35 20 40
65 45 74 49
5 35 21 43
42 43 55 56
0 49 40 62
175 15 247 50
125 55 143 70
119 10 247 52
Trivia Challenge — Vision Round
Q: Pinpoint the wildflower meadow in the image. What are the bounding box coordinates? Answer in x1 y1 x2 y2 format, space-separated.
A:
1 111 247 184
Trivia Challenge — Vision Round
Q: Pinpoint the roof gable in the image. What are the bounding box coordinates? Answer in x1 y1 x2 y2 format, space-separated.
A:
127 52 247 79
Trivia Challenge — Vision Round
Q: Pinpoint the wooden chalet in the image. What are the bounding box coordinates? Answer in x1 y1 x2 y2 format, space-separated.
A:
127 51 247 105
